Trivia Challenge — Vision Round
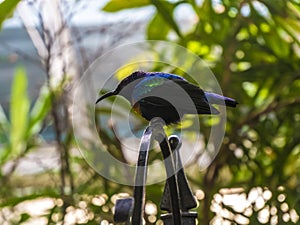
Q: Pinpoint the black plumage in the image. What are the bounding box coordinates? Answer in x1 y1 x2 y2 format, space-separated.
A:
96 71 237 124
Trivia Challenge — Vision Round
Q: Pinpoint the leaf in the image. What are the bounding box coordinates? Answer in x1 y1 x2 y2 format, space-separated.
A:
19 213 30 223
274 16 300 46
262 29 290 58
9 67 30 155
102 0 150 12
147 13 170 40
0 0 21 29
242 82 258 98
150 0 182 38
115 63 139 81
28 85 51 137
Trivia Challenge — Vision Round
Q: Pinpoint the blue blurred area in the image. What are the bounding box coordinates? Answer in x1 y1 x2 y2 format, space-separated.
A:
0 27 46 110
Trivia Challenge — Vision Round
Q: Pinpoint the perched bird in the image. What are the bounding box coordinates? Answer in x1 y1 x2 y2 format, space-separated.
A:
96 71 237 124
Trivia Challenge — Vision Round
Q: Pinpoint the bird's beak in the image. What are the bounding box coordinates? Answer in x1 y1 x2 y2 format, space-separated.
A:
95 91 116 104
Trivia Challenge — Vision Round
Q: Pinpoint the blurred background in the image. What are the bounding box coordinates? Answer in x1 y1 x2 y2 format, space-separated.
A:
0 0 300 224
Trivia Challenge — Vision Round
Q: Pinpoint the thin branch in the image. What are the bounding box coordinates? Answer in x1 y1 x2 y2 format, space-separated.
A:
238 98 300 130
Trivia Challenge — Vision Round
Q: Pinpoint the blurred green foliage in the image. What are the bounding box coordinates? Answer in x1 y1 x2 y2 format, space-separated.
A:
0 68 51 169
103 0 300 224
0 68 52 224
0 0 300 225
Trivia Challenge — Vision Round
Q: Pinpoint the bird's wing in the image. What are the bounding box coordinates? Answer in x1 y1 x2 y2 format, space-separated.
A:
132 77 219 115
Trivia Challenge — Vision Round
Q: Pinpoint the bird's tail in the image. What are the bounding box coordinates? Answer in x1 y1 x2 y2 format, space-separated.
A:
205 92 238 107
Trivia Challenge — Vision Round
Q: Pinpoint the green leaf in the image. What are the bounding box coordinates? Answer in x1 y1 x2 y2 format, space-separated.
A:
19 213 30 223
147 13 170 40
242 82 258 98
0 0 21 29
28 85 51 137
150 0 182 38
262 29 290 58
9 67 30 155
274 16 300 46
102 0 150 12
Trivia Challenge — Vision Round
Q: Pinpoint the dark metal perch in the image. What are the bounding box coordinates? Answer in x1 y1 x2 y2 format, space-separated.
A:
114 118 197 225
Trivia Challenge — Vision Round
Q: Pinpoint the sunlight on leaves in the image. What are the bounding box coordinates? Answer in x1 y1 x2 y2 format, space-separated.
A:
147 12 170 40
116 63 141 81
9 67 30 156
28 85 51 137
203 116 220 127
242 82 258 98
102 0 150 12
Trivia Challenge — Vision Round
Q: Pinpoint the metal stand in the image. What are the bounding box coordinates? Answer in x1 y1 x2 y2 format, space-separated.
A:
114 118 197 225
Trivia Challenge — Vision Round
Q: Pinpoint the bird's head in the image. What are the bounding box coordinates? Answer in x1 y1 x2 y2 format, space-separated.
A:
96 71 147 104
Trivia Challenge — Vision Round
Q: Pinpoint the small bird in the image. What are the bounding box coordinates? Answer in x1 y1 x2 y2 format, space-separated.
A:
96 71 237 124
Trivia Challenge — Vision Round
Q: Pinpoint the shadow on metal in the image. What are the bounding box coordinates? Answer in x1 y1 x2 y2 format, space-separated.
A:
114 118 198 225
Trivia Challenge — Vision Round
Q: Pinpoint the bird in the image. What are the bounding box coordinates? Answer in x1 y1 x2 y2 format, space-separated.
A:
96 71 238 124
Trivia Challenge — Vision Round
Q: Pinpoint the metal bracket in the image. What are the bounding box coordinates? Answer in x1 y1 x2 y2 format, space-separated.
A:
113 118 198 224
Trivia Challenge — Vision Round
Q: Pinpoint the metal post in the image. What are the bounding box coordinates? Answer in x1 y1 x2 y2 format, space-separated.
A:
160 136 198 225
152 120 182 225
113 119 197 225
132 126 153 225
114 126 153 225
